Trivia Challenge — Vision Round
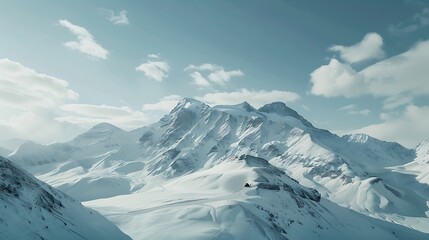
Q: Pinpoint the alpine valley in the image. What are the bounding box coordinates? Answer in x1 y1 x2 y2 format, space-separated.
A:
2 98 429 239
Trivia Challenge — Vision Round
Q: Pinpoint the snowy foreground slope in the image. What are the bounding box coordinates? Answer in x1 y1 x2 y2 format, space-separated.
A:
0 155 131 240
9 98 429 239
85 155 428 240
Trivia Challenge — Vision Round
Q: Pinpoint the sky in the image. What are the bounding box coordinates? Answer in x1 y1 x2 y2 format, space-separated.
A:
0 0 429 148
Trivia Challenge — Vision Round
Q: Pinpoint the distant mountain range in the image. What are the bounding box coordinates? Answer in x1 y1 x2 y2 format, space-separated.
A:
4 98 429 239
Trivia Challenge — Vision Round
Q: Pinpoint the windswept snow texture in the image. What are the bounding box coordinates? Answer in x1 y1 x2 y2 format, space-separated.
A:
0 156 131 240
9 98 429 239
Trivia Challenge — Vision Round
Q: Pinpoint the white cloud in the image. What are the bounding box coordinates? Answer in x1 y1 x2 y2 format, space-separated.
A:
329 32 385 63
311 38 429 98
58 19 109 59
338 104 369 115
349 104 429 148
313 35 429 147
208 69 244 85
57 104 147 130
389 8 429 35
310 59 366 97
0 59 81 143
106 10 129 25
136 56 170 81
338 104 356 111
147 53 161 59
195 89 300 108
0 58 159 143
0 59 79 110
189 72 211 87
382 95 414 110
185 63 219 72
184 63 244 86
360 39 429 96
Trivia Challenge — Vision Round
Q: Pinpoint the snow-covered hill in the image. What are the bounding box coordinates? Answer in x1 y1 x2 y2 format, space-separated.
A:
8 98 429 239
0 155 131 240
85 155 428 240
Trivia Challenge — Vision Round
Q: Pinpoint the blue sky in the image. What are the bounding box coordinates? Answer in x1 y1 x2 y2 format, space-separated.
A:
1 0 429 147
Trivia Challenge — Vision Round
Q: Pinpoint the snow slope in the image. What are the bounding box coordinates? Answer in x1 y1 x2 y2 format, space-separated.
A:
86 155 427 240
8 98 429 239
390 140 429 186
10 123 144 201
0 155 131 240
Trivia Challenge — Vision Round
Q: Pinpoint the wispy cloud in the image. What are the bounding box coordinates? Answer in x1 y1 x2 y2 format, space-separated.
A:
329 32 384 63
58 19 109 59
57 104 146 129
136 54 170 82
382 95 414 110
389 8 429 35
147 53 161 59
338 104 369 115
105 10 129 25
185 63 244 87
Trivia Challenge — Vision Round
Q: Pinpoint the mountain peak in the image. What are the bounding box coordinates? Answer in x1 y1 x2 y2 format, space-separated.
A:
235 101 256 112
91 122 121 131
173 98 209 110
72 122 123 142
258 102 313 127
258 102 298 117
179 97 202 104
169 98 210 117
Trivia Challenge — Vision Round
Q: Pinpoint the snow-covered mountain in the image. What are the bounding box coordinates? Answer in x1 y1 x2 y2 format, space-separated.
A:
8 98 429 239
0 155 131 240
86 154 427 240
